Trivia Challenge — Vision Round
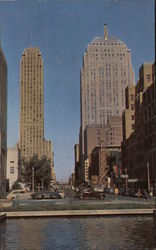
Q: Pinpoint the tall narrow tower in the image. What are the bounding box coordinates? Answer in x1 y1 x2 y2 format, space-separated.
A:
80 25 135 181
0 41 7 191
19 47 55 180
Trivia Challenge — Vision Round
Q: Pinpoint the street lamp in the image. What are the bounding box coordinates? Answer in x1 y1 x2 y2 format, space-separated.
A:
32 167 34 192
147 162 151 194
42 177 44 191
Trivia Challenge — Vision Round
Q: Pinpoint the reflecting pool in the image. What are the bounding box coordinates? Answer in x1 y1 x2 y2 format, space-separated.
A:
0 216 156 249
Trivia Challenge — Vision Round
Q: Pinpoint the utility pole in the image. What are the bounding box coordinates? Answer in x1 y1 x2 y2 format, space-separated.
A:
42 178 44 191
147 162 150 194
125 168 128 193
32 167 34 192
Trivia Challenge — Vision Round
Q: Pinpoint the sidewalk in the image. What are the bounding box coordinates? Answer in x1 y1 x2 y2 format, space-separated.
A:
5 209 155 218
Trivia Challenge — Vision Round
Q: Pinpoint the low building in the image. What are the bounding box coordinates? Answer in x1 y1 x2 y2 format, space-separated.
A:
6 144 20 190
84 116 122 160
89 144 121 186
90 145 107 182
83 118 122 184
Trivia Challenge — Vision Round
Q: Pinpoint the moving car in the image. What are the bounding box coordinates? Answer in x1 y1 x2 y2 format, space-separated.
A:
31 191 62 199
79 188 105 200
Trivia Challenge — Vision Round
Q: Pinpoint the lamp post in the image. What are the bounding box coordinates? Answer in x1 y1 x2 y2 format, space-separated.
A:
125 168 128 193
42 178 44 191
147 162 151 194
32 167 34 192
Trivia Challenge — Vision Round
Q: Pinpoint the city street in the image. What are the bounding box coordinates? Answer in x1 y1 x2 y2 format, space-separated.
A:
3 188 154 211
65 189 155 204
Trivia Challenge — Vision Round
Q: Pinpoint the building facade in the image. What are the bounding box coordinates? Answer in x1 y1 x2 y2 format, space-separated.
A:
83 116 122 181
74 144 80 186
90 145 107 183
0 43 7 192
122 84 135 141
6 145 20 190
122 63 155 192
19 47 55 181
79 25 135 181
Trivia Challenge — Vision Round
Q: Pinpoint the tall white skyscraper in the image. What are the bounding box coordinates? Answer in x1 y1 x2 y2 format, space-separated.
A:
79 25 135 180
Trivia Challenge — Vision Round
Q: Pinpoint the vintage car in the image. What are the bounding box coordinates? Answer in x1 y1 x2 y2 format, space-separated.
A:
7 189 32 201
79 188 105 200
31 191 62 199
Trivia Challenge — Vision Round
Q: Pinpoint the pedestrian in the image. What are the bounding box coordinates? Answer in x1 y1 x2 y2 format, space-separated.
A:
143 189 147 200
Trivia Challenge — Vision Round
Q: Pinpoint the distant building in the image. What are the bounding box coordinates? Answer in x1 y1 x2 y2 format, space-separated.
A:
84 116 122 158
79 25 135 181
84 158 89 183
69 172 75 187
83 117 122 182
90 144 121 186
122 63 155 191
74 144 80 186
19 47 55 181
7 145 20 190
122 84 135 141
0 42 7 192
90 145 107 182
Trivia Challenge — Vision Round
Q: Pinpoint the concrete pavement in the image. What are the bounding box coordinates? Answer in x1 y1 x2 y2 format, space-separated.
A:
5 209 155 218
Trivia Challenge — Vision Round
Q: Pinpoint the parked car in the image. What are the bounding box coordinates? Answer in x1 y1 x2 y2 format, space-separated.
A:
7 189 31 200
105 187 114 194
79 189 105 200
134 190 143 198
56 189 65 198
93 186 104 192
31 191 62 200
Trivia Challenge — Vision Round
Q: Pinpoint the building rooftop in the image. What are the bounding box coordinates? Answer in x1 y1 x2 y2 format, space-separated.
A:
89 36 125 46
88 25 126 46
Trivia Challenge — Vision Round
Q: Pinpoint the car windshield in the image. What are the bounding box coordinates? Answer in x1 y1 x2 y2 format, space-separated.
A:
13 191 23 194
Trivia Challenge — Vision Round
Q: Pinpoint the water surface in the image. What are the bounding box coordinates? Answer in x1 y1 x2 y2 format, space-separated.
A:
0 216 156 249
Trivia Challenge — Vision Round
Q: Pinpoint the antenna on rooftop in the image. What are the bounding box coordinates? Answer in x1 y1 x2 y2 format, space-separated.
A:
104 24 108 41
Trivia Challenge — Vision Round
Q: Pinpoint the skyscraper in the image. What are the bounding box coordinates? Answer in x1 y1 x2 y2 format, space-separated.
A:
0 42 7 192
19 47 55 180
80 25 135 181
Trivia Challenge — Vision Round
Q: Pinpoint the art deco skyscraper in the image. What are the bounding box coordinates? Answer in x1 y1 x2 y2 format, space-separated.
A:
0 42 7 192
19 47 55 180
79 25 135 180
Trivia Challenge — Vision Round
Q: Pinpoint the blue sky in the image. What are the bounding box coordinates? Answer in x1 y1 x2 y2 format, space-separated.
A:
0 0 154 181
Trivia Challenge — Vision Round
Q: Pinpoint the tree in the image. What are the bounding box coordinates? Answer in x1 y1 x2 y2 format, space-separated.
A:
22 155 52 190
11 181 23 190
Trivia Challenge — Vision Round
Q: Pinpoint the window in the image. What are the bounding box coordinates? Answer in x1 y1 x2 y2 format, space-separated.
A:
146 74 151 82
10 167 15 174
131 95 134 101
131 104 134 111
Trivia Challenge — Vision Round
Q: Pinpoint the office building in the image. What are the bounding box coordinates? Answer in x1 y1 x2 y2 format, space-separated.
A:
19 47 55 181
79 25 135 181
122 63 155 191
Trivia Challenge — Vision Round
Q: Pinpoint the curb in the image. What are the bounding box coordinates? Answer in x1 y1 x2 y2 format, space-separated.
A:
5 209 154 218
